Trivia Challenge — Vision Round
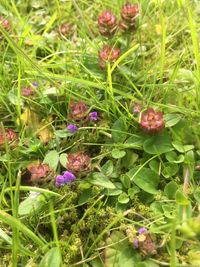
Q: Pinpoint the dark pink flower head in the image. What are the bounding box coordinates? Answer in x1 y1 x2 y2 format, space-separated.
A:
69 101 88 121
0 128 18 147
27 163 50 182
120 3 139 31
21 86 36 97
98 10 118 37
0 16 11 31
98 45 120 69
121 3 139 21
140 108 165 134
59 23 73 36
66 151 91 173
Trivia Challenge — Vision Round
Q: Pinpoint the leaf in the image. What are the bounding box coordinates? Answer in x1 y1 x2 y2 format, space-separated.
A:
89 172 116 189
101 160 114 176
143 133 173 154
112 118 127 143
118 193 129 204
39 247 61 267
172 142 194 153
164 113 181 127
18 193 46 216
59 153 67 168
43 150 59 171
55 129 74 138
104 231 139 267
111 149 126 159
175 190 190 205
78 189 93 205
194 190 200 204
120 174 131 189
128 167 160 194
8 88 24 106
124 135 145 149
165 151 184 163
121 150 138 168
162 163 178 178
128 186 140 199
164 181 179 199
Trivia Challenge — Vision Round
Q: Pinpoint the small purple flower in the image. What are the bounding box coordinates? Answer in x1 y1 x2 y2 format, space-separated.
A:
63 171 76 183
133 238 139 248
138 227 148 234
89 111 98 121
133 102 141 114
67 124 78 133
55 175 65 187
32 82 38 88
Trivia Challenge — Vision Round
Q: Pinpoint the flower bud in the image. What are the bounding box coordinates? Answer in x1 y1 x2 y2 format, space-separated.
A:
140 108 165 134
98 10 118 37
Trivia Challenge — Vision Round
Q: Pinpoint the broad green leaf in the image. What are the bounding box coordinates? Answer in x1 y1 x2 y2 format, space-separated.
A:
112 118 127 143
118 193 129 204
55 129 74 138
18 193 46 216
43 150 59 171
164 181 179 199
59 153 67 168
89 172 116 189
128 186 140 199
101 160 114 176
164 113 181 127
111 149 126 159
172 142 194 153
176 190 189 205
165 151 184 163
124 135 145 149
162 163 178 178
121 150 138 168
128 167 160 194
39 247 61 267
143 133 173 154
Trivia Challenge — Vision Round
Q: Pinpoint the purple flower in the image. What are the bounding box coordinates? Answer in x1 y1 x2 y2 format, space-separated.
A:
32 82 38 88
89 112 98 121
67 124 78 133
133 238 139 248
63 171 76 183
133 102 141 114
138 227 148 234
55 175 65 187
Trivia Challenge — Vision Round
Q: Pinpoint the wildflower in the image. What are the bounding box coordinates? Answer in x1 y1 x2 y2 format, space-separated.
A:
0 128 18 146
21 86 35 97
133 102 141 114
98 10 118 37
63 171 76 183
120 2 139 32
89 112 98 121
140 108 165 134
32 82 38 88
55 175 65 187
133 238 139 248
66 151 91 173
59 23 73 36
27 163 50 182
98 44 120 69
69 101 88 121
0 16 11 31
67 124 78 133
138 227 148 234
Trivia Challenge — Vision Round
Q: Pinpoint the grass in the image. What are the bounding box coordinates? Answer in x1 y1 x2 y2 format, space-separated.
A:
0 0 200 266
